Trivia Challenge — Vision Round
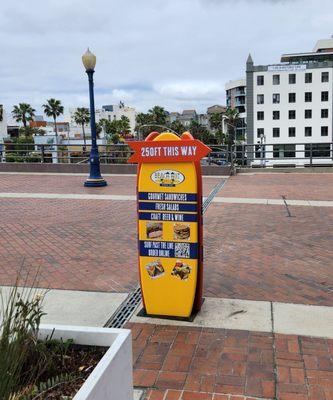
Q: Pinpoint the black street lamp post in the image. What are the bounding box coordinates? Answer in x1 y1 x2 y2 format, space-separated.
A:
82 48 107 187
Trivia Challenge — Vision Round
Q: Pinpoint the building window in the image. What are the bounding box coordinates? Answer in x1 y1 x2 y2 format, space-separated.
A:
289 93 296 103
305 92 312 102
272 93 280 104
321 91 329 101
273 144 295 158
305 72 312 83
305 109 312 119
322 72 329 82
257 94 264 104
257 75 264 85
305 127 312 137
321 109 328 118
273 111 280 120
321 126 328 136
273 145 282 158
289 74 296 84
289 110 296 119
273 75 280 85
305 143 331 158
284 145 296 158
257 111 264 120
288 127 296 137
273 127 280 138
257 128 264 138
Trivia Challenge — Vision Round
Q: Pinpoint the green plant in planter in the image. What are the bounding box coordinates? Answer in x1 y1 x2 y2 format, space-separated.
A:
0 284 46 400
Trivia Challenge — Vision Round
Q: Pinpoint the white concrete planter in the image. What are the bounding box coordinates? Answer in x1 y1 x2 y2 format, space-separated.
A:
39 324 133 400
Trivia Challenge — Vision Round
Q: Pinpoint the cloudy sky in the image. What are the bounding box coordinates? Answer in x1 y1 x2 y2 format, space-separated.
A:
1 0 333 118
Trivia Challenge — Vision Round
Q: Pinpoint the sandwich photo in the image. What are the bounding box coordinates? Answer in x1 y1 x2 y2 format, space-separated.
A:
173 223 190 240
171 260 191 281
146 222 163 239
145 260 165 279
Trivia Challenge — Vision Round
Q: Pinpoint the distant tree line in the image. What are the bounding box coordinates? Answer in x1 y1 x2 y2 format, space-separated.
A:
9 101 241 147
135 105 241 145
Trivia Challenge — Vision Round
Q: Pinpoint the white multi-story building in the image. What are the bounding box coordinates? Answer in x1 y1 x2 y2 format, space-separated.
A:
69 102 136 138
246 38 333 166
96 103 136 133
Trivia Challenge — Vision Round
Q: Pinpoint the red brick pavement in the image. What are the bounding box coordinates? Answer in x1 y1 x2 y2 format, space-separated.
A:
204 203 333 306
0 174 332 306
220 174 333 201
1 199 332 305
0 174 220 197
0 198 138 292
127 323 333 399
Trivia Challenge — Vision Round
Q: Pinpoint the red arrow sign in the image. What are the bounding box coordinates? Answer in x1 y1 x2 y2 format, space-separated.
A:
127 140 211 164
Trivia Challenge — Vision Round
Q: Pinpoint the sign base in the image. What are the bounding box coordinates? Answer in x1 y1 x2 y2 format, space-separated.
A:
136 298 205 322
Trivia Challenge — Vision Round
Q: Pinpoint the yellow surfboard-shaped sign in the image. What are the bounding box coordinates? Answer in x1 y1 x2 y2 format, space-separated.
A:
128 131 211 318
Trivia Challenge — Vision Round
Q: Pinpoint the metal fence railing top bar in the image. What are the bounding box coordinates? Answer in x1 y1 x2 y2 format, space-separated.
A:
0 141 332 169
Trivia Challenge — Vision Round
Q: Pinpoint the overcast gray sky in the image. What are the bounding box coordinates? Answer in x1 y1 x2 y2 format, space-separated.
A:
1 0 333 117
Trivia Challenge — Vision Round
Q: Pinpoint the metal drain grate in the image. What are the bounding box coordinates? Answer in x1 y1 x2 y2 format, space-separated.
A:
202 178 226 214
104 285 142 328
105 178 227 328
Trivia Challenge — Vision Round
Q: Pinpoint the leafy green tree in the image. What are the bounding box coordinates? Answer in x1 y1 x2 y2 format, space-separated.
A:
215 129 226 145
119 115 131 134
148 106 168 126
110 133 120 144
188 120 208 141
169 120 186 135
12 103 35 128
73 107 90 151
135 106 168 138
223 107 240 145
42 98 64 142
209 112 223 131
135 112 153 138
18 126 46 139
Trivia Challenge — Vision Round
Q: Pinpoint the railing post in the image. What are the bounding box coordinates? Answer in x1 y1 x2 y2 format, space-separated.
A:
41 145 45 163
230 144 235 175
242 144 245 167
310 143 313 167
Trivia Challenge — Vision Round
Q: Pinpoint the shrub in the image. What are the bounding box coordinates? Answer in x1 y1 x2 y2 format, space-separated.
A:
4 153 24 163
0 279 46 399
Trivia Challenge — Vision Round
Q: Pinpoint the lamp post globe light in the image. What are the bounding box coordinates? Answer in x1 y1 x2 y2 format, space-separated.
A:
82 48 107 187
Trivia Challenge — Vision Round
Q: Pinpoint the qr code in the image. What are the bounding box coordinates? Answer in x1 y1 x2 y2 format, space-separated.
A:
175 243 190 259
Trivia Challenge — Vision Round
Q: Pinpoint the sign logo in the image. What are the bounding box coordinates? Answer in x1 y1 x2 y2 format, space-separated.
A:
151 169 185 187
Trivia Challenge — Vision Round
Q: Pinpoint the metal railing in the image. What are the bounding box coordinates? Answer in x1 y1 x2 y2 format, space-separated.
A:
0 143 132 164
233 142 333 169
1 141 332 171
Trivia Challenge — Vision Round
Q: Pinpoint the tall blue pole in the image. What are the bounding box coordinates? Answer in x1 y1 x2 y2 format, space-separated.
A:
84 69 107 187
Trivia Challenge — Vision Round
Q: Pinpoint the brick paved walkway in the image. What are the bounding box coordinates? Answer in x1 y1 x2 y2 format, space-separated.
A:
0 173 220 197
0 198 138 292
204 203 333 306
0 174 332 305
220 174 333 200
128 322 333 400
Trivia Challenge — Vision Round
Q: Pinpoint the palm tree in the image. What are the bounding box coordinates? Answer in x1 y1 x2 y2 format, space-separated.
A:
148 106 168 126
42 99 64 142
223 107 240 143
12 103 35 128
223 108 240 163
73 108 90 151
